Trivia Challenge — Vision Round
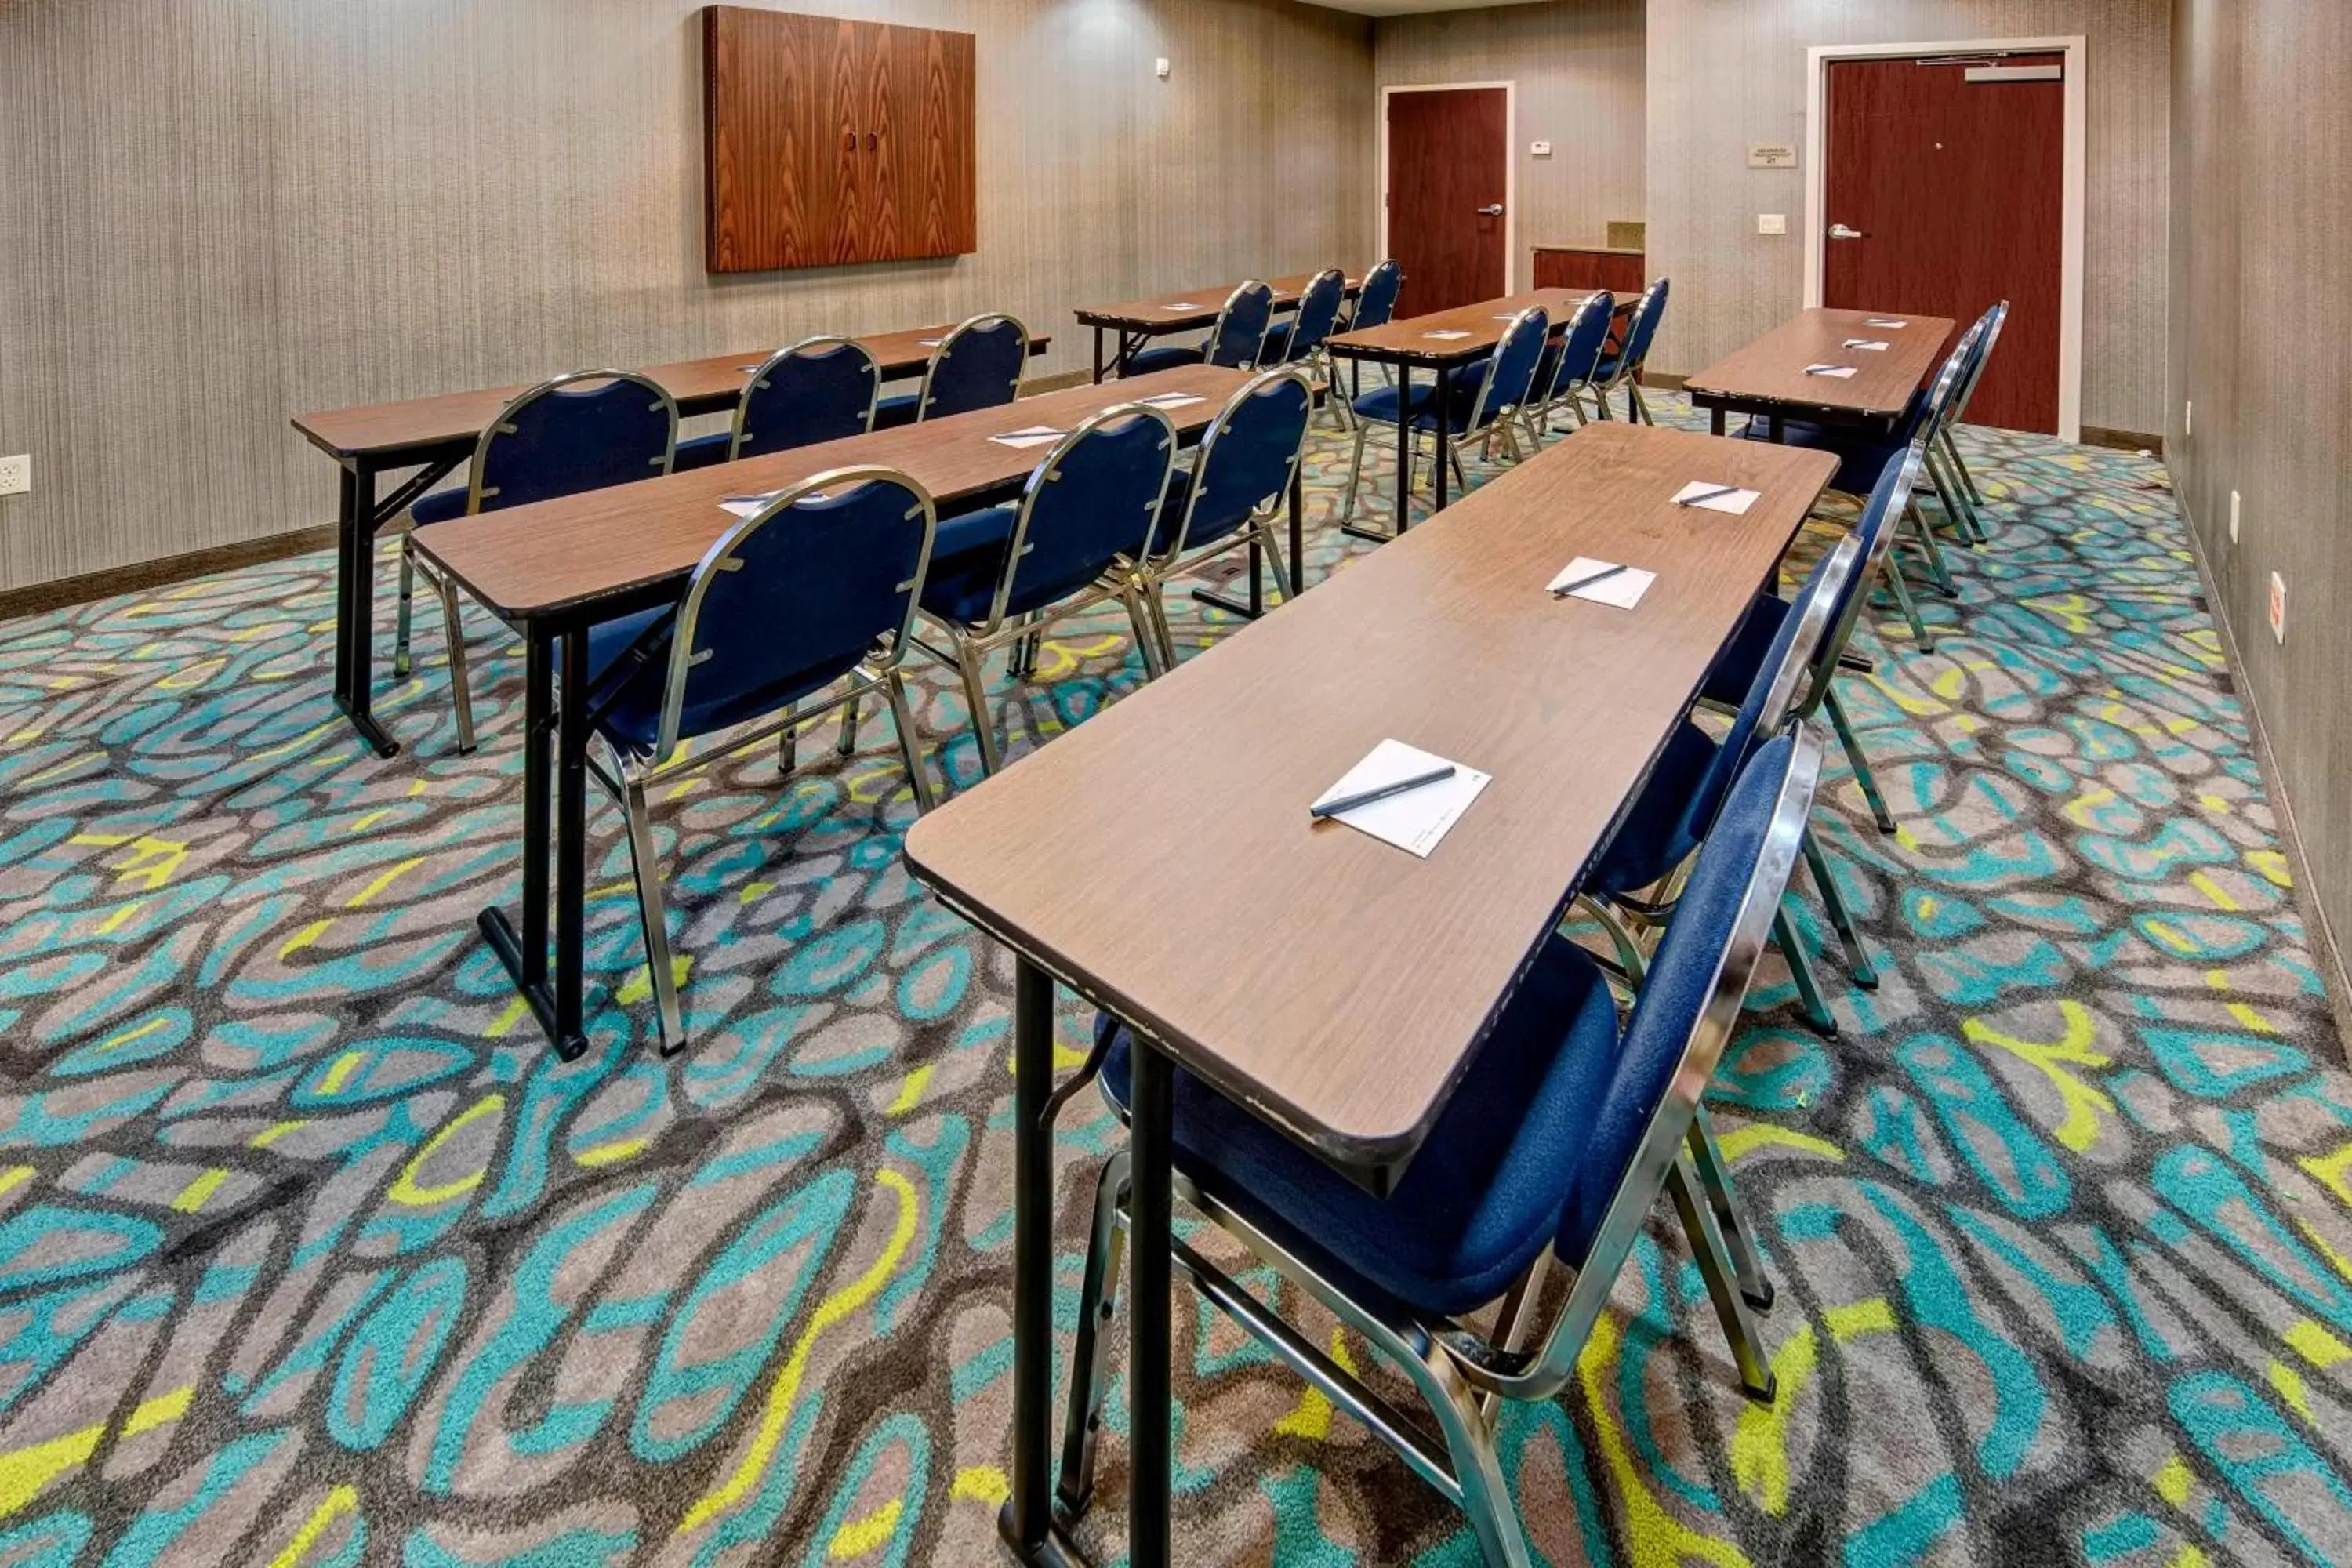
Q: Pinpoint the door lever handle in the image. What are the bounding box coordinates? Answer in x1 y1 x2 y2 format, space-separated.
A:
1477 204 1504 217
1828 223 1867 240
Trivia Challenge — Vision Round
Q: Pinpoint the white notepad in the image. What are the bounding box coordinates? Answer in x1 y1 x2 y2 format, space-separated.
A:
1548 556 1656 609
719 488 824 520
916 338 944 347
1423 329 1473 341
1673 481 1760 516
990 426 1067 450
1161 302 1203 312
1803 364 1860 379
1133 391 1205 410
1312 739 1491 858
1864 318 1909 328
1842 339 1891 352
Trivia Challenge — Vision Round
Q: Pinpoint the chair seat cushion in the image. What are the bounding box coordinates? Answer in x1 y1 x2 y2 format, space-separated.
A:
409 487 468 527
916 504 1060 626
1097 935 1627 1319
873 392 920 430
673 432 733 470
1700 592 1790 710
582 601 866 756
1584 717 1722 898
1124 343 1206 377
1349 362 1490 433
1156 463 1253 557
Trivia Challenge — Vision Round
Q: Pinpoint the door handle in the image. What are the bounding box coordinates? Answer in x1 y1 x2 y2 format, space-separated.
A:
1477 204 1504 217
1828 223 1867 241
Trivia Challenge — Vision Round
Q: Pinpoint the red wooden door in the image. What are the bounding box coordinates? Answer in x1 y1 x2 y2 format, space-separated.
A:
1386 88 1508 316
1823 56 2064 433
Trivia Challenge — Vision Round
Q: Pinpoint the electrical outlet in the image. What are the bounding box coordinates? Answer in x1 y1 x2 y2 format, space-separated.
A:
1757 213 1788 236
2184 400 2194 438
2230 489 2241 545
2270 572 2286 644
0 456 27 498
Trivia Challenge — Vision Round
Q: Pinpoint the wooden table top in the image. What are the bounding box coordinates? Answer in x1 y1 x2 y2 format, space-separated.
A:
1681 307 1955 422
409 364 1252 625
1073 272 1363 332
904 421 1838 1182
292 325 1055 463
1325 288 1596 367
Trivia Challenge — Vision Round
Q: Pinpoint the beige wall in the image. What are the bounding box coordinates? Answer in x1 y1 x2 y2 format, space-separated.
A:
2167 0 2351 1004
1371 0 1646 288
1643 0 2171 435
0 0 1375 591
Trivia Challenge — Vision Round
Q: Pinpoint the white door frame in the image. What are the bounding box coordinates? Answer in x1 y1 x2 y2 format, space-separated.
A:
1802 36 2086 442
1377 81 1518 296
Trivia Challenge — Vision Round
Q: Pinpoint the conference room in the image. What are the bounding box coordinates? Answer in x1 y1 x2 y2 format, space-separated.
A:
2 0 2346 1563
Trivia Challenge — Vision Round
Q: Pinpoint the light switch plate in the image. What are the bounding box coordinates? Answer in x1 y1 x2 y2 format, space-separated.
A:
1530 140 1552 158
2184 399 2193 437
0 456 28 498
2230 489 2241 545
1757 213 1788 235
1154 56 1170 79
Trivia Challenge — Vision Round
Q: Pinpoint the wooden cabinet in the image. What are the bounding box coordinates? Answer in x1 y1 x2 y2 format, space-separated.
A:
703 6 977 274
1531 245 1647 296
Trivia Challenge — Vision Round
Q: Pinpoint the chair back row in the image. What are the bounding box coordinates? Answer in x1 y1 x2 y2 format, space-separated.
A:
466 370 677 516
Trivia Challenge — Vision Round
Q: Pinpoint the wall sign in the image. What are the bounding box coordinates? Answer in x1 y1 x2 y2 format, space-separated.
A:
1748 144 1799 169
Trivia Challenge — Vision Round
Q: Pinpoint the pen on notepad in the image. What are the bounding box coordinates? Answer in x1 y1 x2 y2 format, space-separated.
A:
1310 765 1457 820
1677 485 1740 508
1804 365 1847 376
1553 563 1629 598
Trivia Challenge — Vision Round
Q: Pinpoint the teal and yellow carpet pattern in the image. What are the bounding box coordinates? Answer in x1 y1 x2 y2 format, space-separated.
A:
0 398 2347 1565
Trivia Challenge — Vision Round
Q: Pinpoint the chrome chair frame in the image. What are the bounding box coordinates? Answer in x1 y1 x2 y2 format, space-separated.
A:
1926 301 2008 545
1132 367 1313 667
396 369 677 754
1058 729 1826 1568
1525 290 1613 445
1282 267 1352 429
728 335 880 459
1590 278 1667 424
909 404 1178 777
911 313 1031 420
1207 279 1276 371
583 467 939 1051
1338 306 1551 524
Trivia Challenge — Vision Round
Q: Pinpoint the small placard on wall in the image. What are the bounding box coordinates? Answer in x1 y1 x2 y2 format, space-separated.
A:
1748 143 1798 169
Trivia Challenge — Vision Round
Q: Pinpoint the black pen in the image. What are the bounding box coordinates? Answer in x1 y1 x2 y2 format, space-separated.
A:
1553 563 1630 598
1310 764 1457 819
1677 485 1740 508
1804 364 1848 376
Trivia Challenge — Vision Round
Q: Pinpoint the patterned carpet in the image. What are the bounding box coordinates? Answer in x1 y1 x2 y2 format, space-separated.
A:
1 391 2347 1567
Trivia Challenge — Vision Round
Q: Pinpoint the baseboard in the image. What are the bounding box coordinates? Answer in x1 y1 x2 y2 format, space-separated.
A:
2081 425 2164 456
0 525 339 624
2178 495 2352 1036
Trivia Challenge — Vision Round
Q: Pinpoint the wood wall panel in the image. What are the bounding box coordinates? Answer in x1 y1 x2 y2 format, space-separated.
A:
0 0 1374 593
1642 0 2172 435
2168 0 2352 1011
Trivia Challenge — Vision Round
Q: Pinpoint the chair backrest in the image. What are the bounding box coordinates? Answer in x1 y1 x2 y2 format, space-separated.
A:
1544 290 1617 401
1207 281 1276 369
1946 300 2009 426
1350 260 1403 331
982 405 1178 630
1795 442 1929 724
1463 307 1551 434
650 467 936 764
1621 277 1670 369
467 371 677 514
1155 367 1315 563
1283 269 1348 361
732 336 881 459
1909 314 1987 447
918 314 1029 420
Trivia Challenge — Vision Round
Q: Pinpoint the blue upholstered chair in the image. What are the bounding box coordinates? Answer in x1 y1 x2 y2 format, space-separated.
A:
1058 728 1824 1568
577 468 938 1051
909 405 1177 775
1338 306 1550 525
1926 301 2007 541
1740 314 1986 638
1257 267 1347 370
873 314 1029 428
1124 281 1274 377
399 370 677 753
1589 277 1669 423
1347 258 1404 332
672 336 880 470
1527 289 1615 440
1134 367 1315 664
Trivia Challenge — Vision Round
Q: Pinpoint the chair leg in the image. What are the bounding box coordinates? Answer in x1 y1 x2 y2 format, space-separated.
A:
1255 519 1295 604
394 542 416 679
952 637 1003 776
1687 1108 1774 1312
1773 906 1838 1038
1802 826 1878 989
1055 1149 1131 1524
433 572 478 755
836 693 863 757
1339 423 1371 524
1902 498 1959 600
1476 1253 1552 1421
1577 893 1650 987
1667 1153 1777 1401
1925 442 1986 545
1821 682 1896 833
1123 586 1168 681
883 670 936 812
1881 555 1935 652
1627 382 1652 424
1942 425 1984 505
1448 445 1468 494
778 720 797 776
618 768 685 1054
1406 1343 1534 1568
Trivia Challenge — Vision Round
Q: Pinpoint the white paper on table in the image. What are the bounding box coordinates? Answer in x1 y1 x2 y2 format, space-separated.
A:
1492 313 1523 321
1802 364 1860 379
1133 391 1206 410
1864 318 1909 328
915 338 944 347
1160 302 1203 312
719 488 824 520
989 426 1067 450
1548 555 1656 610
1672 481 1760 516
738 365 767 374
1841 339 1891 351
1312 739 1491 859
1423 329 1473 341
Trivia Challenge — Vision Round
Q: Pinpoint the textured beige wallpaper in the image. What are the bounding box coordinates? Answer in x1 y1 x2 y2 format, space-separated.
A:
1643 0 2172 434
1371 0 1646 289
0 0 1376 590
2168 0 2352 1004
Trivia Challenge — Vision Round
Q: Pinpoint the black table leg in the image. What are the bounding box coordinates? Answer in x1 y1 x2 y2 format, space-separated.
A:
331 459 401 759
1127 1038 1175 1568
1394 368 1414 535
1711 406 1726 437
1432 364 1454 514
999 957 1086 1568
480 620 571 1051
1288 468 1304 592
1092 327 1105 385
550 630 590 1059
1769 414 1785 443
